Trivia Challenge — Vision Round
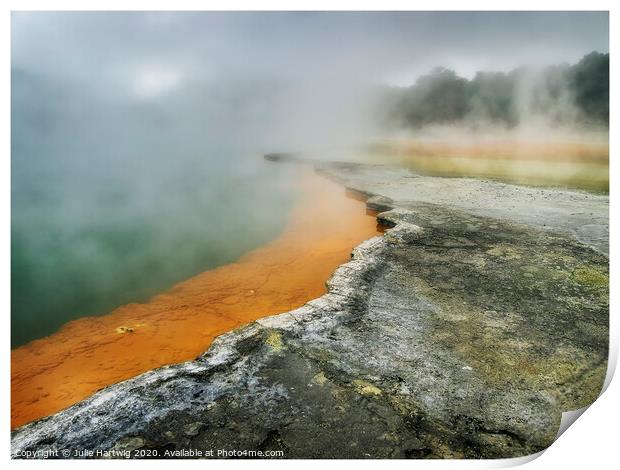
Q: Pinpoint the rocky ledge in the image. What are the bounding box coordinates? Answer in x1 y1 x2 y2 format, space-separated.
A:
12 163 609 459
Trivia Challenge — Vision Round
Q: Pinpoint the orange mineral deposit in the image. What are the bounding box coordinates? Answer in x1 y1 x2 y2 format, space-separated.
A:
11 171 381 428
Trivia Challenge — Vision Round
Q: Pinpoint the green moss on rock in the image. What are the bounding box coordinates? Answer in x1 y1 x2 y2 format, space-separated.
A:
571 266 608 288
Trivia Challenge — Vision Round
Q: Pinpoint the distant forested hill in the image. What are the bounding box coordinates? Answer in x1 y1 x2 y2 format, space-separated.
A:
385 51 608 128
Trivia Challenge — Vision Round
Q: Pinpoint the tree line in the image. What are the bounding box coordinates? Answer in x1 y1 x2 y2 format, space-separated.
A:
385 51 608 128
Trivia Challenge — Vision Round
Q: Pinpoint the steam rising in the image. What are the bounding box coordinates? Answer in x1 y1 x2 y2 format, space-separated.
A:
11 11 609 345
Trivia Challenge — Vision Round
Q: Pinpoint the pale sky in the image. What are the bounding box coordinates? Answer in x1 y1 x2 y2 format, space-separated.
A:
12 11 609 93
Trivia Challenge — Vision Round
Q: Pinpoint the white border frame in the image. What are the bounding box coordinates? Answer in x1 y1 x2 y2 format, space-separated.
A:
2 3 616 469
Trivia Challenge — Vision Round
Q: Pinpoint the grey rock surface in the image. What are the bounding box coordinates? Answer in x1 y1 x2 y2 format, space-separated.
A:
12 163 608 459
317 162 609 256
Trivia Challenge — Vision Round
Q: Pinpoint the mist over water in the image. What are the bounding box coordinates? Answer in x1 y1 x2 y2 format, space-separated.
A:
11 69 301 345
11 11 608 346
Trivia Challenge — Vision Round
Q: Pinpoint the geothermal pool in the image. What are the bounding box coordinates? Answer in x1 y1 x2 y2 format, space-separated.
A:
11 170 380 428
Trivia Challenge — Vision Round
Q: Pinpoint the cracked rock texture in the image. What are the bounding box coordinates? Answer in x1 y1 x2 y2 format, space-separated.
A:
12 163 608 459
